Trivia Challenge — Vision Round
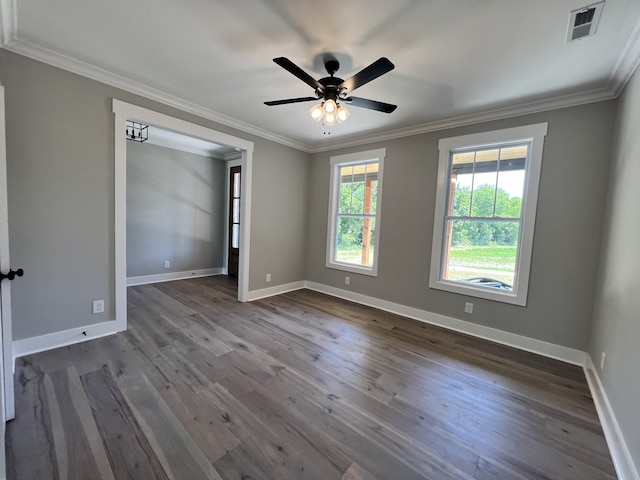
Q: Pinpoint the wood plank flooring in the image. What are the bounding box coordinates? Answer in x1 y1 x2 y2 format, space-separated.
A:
5 276 617 479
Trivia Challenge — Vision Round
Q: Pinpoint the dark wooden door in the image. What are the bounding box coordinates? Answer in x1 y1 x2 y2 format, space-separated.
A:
228 165 241 278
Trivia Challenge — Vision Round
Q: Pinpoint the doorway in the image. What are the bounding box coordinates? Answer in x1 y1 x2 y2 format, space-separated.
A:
113 99 254 332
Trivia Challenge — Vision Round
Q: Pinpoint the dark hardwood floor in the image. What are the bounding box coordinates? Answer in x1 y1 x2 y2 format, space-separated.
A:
5 276 617 479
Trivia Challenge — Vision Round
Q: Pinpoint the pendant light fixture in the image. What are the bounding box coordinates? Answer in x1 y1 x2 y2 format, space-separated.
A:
125 120 149 142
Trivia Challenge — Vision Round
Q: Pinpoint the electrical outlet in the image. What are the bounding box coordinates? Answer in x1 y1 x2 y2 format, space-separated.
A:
164 260 170 269
464 302 473 314
345 276 350 286
266 273 271 282
92 300 104 314
600 352 606 371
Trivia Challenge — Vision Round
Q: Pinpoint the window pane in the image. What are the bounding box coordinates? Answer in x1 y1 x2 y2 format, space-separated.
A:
339 177 355 214
451 145 527 220
233 172 241 197
495 170 524 217
367 179 378 215
232 199 240 223
471 181 497 217
232 224 239 249
339 164 378 215
336 216 376 267
451 174 471 216
443 219 519 287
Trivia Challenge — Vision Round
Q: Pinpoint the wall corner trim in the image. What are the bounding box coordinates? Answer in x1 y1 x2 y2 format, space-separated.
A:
584 356 640 480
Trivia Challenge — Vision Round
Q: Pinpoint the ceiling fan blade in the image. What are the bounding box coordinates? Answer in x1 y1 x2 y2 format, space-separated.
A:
264 97 319 106
343 96 397 113
339 57 395 94
273 57 325 93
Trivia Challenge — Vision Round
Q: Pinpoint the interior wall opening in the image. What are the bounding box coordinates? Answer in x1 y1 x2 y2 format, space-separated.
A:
113 99 254 332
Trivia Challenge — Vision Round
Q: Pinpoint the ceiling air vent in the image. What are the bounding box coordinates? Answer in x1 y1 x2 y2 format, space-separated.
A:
566 2 604 42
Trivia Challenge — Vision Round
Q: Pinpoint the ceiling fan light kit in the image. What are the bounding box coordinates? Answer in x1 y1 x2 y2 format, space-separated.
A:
265 56 397 128
309 98 350 125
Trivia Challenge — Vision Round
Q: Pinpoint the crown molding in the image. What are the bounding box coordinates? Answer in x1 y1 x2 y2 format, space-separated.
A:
2 10 639 156
1 38 312 153
608 17 640 97
0 0 15 46
306 87 617 153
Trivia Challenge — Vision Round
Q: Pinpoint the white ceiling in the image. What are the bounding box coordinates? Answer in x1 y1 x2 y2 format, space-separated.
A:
2 0 640 152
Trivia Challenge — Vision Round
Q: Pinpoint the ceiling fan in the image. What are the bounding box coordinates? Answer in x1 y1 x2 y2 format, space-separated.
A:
264 56 397 126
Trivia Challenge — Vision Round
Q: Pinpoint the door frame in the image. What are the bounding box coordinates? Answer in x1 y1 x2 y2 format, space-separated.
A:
112 100 254 331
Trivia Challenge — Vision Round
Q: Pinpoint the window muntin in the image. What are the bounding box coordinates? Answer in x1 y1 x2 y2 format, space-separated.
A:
327 149 385 276
430 124 547 306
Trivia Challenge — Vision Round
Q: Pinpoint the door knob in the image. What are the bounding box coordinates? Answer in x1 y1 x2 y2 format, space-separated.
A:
0 268 24 282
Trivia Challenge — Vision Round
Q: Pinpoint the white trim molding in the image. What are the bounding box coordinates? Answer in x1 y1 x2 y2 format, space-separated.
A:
1 37 307 153
245 280 586 366
303 281 586 366
584 356 640 480
246 281 306 302
126 268 224 287
113 99 254 335
12 320 120 363
429 123 548 306
326 148 386 277
1 28 638 155
0 0 16 46
609 17 640 97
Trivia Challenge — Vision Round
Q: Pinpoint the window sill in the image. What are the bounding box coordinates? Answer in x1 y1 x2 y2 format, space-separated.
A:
326 261 378 277
429 278 527 306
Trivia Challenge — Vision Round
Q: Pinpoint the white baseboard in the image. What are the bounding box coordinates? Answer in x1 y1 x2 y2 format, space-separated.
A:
584 355 639 480
12 320 122 365
245 281 306 301
126 268 223 286
304 281 586 366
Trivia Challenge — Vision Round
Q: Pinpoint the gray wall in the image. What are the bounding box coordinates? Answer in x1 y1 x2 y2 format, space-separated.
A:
0 49 310 340
307 102 615 350
589 66 640 472
249 137 310 289
126 141 225 278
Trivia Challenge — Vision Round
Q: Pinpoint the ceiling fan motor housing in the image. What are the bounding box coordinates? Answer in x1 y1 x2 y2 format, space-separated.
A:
317 59 346 101
318 77 345 101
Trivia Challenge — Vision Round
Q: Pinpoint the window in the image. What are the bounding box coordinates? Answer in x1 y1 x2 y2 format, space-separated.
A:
430 124 547 305
327 149 385 276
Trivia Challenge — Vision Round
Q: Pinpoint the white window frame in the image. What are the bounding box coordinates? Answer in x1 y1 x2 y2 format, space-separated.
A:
326 148 386 276
429 123 548 306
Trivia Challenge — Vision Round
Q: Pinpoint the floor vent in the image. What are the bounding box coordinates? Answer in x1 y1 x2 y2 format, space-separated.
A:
566 2 604 42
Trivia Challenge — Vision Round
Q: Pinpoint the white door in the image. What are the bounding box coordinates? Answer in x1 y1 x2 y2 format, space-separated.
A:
0 84 14 424
0 84 13 477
